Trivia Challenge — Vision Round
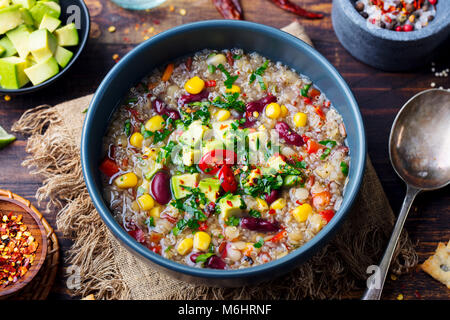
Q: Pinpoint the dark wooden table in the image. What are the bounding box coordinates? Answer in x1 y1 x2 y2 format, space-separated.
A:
0 0 448 300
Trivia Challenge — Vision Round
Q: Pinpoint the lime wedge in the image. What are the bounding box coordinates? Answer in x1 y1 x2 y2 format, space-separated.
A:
0 125 16 149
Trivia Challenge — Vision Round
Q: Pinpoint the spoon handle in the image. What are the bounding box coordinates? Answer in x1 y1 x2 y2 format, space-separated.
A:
362 185 420 300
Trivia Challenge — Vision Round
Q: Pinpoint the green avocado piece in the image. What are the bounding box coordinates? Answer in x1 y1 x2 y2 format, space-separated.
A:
202 139 225 153
0 5 23 35
198 178 221 202
181 147 200 167
0 36 17 57
24 55 58 85
218 194 244 223
6 24 34 58
248 130 268 151
39 13 60 32
54 23 78 47
180 120 208 147
262 154 286 175
54 45 72 67
171 173 199 199
144 162 163 180
0 45 5 57
0 56 30 89
20 8 35 25
28 28 57 62
30 1 60 27
12 0 37 9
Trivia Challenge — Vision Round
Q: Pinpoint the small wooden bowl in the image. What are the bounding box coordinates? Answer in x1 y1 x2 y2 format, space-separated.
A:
0 190 48 299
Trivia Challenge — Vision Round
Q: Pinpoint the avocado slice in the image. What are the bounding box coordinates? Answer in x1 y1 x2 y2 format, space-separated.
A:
181 147 200 167
54 45 72 68
30 1 60 27
39 13 60 32
0 56 30 89
171 173 199 199
179 120 208 147
202 139 225 154
24 55 58 85
0 36 17 57
218 194 244 223
6 24 34 59
54 23 78 47
198 178 221 202
20 8 35 25
0 5 23 35
29 28 57 62
12 0 37 9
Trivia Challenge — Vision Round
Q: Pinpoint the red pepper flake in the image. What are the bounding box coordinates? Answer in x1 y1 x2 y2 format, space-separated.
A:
227 200 233 207
198 221 208 231
205 80 216 87
268 209 276 215
1 213 38 287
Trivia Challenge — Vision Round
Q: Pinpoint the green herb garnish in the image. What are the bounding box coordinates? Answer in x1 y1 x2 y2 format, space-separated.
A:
253 239 264 248
145 217 155 227
217 64 238 89
340 161 349 176
249 60 269 90
195 253 215 263
225 216 240 227
124 119 131 136
211 92 246 113
248 209 261 218
300 83 311 97
208 64 216 74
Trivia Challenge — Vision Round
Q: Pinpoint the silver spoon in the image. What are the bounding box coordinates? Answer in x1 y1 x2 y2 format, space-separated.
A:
362 88 450 300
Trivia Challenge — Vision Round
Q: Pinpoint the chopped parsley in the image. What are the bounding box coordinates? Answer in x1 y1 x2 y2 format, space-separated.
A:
195 253 215 263
126 98 138 104
208 64 216 74
248 209 261 218
211 92 246 113
249 60 269 90
253 239 264 248
124 119 131 136
156 140 177 163
145 217 155 227
319 140 337 160
300 83 311 97
170 187 208 234
181 102 211 126
242 173 283 198
233 54 242 60
340 161 349 176
225 216 240 227
217 64 238 89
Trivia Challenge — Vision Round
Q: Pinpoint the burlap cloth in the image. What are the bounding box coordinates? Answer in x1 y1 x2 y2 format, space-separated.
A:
12 22 418 299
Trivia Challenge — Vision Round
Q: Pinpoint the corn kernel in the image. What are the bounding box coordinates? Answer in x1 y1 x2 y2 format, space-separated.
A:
193 231 211 251
280 105 288 117
130 132 144 148
253 111 259 118
216 109 231 121
177 238 193 255
292 203 313 223
270 198 286 210
225 85 241 94
265 103 281 119
184 76 205 94
396 294 404 300
149 206 161 218
293 112 308 127
137 194 155 211
114 172 138 189
255 198 269 211
145 115 165 132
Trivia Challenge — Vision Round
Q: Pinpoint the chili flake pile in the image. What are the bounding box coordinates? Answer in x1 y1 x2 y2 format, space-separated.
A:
355 0 437 31
0 213 38 287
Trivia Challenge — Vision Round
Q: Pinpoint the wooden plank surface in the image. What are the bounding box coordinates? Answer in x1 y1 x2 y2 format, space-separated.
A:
0 0 449 300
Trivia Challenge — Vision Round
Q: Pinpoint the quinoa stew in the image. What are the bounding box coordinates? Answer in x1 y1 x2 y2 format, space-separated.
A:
100 49 350 270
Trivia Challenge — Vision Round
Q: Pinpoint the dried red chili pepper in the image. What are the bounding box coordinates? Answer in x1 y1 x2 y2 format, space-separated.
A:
268 0 323 19
212 0 243 20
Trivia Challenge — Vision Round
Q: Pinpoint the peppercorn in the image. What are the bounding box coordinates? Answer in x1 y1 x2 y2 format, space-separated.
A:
380 21 386 29
360 11 368 19
355 2 364 12
428 15 435 22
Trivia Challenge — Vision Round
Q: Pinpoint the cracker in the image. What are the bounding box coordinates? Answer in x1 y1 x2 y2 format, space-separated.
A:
421 241 450 289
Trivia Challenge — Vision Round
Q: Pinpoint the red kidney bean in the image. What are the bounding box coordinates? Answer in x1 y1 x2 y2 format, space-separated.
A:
178 90 210 106
152 98 180 120
206 255 226 269
151 171 172 205
264 189 279 205
240 217 280 232
190 252 201 263
275 121 305 146
243 95 277 127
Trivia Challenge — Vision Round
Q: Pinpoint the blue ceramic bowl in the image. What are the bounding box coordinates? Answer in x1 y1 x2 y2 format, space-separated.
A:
81 20 366 287
332 0 450 71
0 0 90 95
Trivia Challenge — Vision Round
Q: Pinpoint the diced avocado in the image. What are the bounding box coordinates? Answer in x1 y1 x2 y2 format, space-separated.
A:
54 23 78 47
243 168 262 188
20 8 34 25
23 55 58 85
198 178 221 202
30 1 60 27
6 24 34 58
0 56 30 89
179 120 208 147
144 162 163 180
53 45 72 67
264 154 286 174
212 120 233 142
0 5 23 35
28 28 57 62
12 0 36 9
218 194 244 223
283 175 301 187
248 131 268 151
202 139 225 153
0 0 10 9
181 147 200 167
0 45 4 57
171 173 199 199
0 36 17 57
39 13 60 32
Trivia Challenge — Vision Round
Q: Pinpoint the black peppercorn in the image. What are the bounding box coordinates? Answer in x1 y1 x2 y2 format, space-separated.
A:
361 11 369 19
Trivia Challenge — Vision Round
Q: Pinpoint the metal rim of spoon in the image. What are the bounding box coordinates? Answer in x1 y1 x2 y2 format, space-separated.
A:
362 88 450 300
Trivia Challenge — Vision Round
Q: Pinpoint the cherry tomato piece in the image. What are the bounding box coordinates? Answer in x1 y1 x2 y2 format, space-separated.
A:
218 165 238 193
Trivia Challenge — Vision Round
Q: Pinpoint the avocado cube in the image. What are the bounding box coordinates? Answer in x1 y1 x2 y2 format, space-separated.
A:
39 13 60 32
218 194 244 223
144 162 163 181
212 120 233 142
54 45 72 68
0 5 23 35
179 120 208 147
54 23 78 47
6 24 34 59
263 154 286 174
181 147 200 167
0 45 4 57
29 28 57 62
248 131 268 151
12 0 37 9
202 139 225 153
24 55 58 85
0 36 17 57
20 8 35 25
198 178 221 202
171 173 199 199
30 1 60 27
0 56 30 89
0 0 10 9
